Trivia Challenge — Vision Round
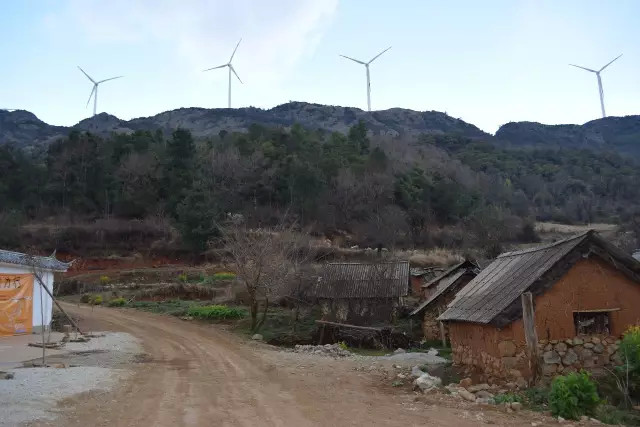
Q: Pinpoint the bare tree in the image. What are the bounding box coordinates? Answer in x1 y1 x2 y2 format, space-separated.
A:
223 218 314 332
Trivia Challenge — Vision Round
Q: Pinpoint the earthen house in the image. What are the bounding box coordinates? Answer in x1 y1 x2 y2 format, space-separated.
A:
439 231 640 383
306 261 409 325
409 260 478 341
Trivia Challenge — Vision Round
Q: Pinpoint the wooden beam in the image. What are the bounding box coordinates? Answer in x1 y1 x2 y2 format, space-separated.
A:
438 306 447 348
315 320 384 331
572 308 620 313
521 292 540 385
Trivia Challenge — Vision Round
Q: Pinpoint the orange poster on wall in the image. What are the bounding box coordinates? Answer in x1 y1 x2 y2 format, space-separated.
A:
0 274 34 336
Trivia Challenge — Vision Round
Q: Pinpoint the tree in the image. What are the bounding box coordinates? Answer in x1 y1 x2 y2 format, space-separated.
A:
223 219 312 332
163 128 196 216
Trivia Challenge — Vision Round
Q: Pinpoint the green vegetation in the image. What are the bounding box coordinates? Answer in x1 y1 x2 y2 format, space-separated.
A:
186 305 246 320
99 275 110 285
127 299 194 316
107 297 127 307
90 294 103 305
595 405 640 426
494 392 523 404
620 325 640 400
549 371 600 420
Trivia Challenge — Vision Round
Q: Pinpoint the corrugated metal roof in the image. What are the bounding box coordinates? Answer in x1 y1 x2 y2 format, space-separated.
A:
307 261 409 299
0 249 71 272
422 260 476 289
439 231 596 325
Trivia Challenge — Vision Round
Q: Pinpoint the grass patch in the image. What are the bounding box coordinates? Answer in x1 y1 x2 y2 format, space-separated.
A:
595 405 640 425
127 299 195 316
233 306 320 345
187 305 246 320
494 392 523 404
107 297 127 307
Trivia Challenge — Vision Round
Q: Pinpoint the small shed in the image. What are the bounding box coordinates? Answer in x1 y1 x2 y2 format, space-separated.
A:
409 267 444 297
306 261 409 325
0 250 70 336
439 231 640 382
409 260 479 341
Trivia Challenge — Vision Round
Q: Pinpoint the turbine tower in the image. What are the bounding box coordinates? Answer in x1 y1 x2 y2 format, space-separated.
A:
340 46 391 112
78 66 123 117
203 39 243 108
569 54 622 118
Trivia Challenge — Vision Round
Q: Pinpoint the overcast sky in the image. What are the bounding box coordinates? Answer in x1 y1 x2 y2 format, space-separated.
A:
1 0 638 133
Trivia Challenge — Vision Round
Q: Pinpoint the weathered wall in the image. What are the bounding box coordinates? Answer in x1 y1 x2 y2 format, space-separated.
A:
422 276 474 341
319 298 399 325
449 256 640 381
410 276 424 297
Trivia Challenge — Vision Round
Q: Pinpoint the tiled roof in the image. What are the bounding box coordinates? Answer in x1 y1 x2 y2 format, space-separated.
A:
439 231 640 326
306 261 409 299
410 261 478 316
0 249 71 272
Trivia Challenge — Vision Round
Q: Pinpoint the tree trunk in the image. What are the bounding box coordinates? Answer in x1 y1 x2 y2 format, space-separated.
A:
255 297 269 331
250 298 259 332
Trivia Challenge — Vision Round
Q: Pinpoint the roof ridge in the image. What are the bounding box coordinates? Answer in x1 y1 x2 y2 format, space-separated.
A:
327 261 408 266
498 230 592 258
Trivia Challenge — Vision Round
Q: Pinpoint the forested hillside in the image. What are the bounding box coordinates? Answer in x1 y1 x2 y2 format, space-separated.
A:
1 121 639 255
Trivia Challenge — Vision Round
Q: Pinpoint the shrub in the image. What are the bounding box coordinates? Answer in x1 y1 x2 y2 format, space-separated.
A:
108 297 127 307
494 392 523 404
213 272 236 280
90 294 103 305
525 386 549 409
177 273 188 283
619 325 640 399
80 294 91 303
337 341 348 351
549 371 600 420
186 305 246 320
99 275 110 286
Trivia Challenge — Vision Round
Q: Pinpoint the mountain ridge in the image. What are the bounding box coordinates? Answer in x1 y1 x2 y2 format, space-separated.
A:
1 103 639 157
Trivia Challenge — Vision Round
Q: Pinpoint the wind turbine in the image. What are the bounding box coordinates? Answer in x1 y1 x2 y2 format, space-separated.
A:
569 54 622 118
78 66 123 117
340 46 391 112
203 39 243 108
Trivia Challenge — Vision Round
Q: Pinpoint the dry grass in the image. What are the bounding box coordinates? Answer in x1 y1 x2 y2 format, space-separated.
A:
403 248 464 267
535 222 617 234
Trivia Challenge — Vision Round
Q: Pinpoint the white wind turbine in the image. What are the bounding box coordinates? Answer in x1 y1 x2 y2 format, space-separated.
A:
569 54 623 118
340 46 391 112
78 66 123 117
203 39 243 108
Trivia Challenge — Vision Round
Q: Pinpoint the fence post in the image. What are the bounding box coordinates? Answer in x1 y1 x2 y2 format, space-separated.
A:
438 307 447 347
521 292 540 385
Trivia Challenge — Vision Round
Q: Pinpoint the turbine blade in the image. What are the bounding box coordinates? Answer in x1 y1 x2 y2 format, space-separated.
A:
367 46 392 64
203 64 228 71
86 85 96 107
339 55 366 65
230 65 243 84
599 54 623 72
229 38 242 63
98 76 124 84
77 66 96 83
569 64 597 73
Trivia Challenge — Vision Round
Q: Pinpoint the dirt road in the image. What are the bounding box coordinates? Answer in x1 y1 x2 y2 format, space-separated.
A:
46 304 546 427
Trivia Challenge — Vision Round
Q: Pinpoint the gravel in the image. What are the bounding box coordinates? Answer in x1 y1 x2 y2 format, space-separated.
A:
378 352 447 365
0 331 141 426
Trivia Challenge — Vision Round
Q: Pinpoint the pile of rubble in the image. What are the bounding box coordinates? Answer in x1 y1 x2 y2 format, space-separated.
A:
292 344 353 358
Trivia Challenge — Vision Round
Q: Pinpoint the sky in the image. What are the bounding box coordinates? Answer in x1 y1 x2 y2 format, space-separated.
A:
1 0 638 133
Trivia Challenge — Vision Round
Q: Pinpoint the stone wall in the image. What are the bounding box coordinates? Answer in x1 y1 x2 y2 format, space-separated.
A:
539 335 622 377
452 334 623 384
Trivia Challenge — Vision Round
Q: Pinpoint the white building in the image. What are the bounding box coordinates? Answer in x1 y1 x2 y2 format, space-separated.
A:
0 250 70 336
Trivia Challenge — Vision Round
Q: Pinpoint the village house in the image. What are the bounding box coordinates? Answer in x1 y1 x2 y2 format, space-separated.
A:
409 260 479 341
409 267 444 297
306 261 409 325
0 249 71 336
439 231 640 383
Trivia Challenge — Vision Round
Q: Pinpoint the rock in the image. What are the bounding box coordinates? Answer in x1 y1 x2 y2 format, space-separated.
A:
557 416 565 423
516 377 528 389
411 365 425 378
53 363 66 369
589 417 601 424
458 389 476 402
475 397 492 405
562 349 579 366
397 373 406 379
591 337 601 345
545 343 553 351
555 342 568 352
584 342 594 349
498 340 517 357
459 377 473 388
393 348 406 355
542 363 558 375
580 416 588 422
502 356 518 369
511 402 522 411
579 348 594 361
0 371 14 380
593 343 604 354
475 390 494 399
543 350 561 364
565 339 573 346
413 373 442 392
251 334 264 341
467 383 490 392
573 338 583 345
505 382 517 390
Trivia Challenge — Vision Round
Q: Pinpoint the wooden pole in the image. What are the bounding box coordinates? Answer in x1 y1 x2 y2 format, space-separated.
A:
438 307 447 348
521 292 540 385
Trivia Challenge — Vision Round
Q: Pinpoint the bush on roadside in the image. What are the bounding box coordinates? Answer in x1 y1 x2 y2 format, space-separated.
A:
90 294 104 305
187 305 246 320
99 275 110 286
108 297 127 307
549 371 600 420
80 294 91 304
619 325 640 399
